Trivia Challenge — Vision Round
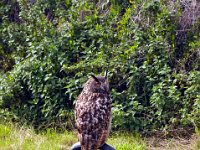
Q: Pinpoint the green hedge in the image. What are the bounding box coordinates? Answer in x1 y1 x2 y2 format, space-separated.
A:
0 0 200 132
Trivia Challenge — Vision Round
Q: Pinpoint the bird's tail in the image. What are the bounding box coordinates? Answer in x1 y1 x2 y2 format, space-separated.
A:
79 134 98 150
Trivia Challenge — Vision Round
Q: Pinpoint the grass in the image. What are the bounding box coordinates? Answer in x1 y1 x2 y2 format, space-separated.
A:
0 123 200 150
0 123 76 150
0 123 146 150
108 133 146 150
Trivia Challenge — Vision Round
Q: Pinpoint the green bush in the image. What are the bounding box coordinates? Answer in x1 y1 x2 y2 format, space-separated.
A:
0 0 199 132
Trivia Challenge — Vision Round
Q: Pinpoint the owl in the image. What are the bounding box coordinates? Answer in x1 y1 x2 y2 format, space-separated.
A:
75 74 112 150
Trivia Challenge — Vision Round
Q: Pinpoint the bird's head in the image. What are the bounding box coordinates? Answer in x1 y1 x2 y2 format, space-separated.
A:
83 73 109 94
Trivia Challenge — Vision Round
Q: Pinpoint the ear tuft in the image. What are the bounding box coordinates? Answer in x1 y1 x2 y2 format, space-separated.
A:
91 75 100 83
104 70 108 79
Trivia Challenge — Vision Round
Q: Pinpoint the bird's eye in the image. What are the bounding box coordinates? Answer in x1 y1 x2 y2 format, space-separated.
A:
96 82 101 87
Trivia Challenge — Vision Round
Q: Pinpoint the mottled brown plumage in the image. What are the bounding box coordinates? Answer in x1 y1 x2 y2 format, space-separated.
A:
75 75 112 150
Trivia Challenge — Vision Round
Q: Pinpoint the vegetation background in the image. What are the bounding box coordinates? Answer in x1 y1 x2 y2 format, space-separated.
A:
0 0 200 148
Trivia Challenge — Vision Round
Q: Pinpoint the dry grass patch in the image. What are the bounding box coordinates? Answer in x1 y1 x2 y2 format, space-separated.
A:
147 134 200 150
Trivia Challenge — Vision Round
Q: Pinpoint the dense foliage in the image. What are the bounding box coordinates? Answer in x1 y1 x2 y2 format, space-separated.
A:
0 0 200 132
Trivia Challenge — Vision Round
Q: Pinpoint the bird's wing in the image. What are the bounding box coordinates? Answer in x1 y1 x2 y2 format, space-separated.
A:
75 93 112 149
